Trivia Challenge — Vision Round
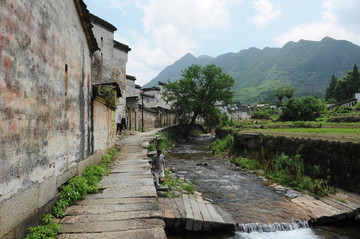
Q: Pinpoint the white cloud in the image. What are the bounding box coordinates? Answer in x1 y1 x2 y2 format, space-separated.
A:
274 0 360 46
108 0 131 14
125 0 243 85
248 0 282 28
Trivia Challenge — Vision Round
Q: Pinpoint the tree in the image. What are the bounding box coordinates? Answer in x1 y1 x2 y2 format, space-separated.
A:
162 64 234 125
280 96 327 121
325 75 337 101
328 65 360 102
274 85 295 106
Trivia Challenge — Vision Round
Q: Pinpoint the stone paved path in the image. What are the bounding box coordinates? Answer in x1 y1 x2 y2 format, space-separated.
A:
57 129 166 239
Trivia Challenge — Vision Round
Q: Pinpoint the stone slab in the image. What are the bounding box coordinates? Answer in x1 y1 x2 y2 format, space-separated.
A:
182 194 194 231
60 219 165 233
65 203 157 215
76 197 156 205
170 198 181 228
99 177 154 187
58 228 166 239
111 168 150 174
189 195 203 231
158 198 175 227
292 195 341 220
86 186 156 199
206 204 225 230
196 196 213 231
108 171 152 176
61 210 162 224
174 197 187 227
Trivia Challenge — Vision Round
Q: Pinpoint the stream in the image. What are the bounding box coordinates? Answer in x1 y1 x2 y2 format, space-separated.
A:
165 135 360 239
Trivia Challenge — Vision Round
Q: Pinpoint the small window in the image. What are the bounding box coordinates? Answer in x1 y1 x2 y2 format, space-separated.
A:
65 64 68 96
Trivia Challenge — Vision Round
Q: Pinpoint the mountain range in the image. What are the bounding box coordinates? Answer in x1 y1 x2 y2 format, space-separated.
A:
143 37 360 104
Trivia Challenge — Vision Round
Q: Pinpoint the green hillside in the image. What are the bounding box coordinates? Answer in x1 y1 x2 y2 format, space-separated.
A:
143 37 360 104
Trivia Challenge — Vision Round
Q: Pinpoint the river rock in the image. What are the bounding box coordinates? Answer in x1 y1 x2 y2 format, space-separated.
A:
285 189 302 199
355 213 360 223
177 171 188 176
141 142 149 149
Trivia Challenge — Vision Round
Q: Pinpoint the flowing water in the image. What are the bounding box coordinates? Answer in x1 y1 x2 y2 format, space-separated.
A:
165 136 360 239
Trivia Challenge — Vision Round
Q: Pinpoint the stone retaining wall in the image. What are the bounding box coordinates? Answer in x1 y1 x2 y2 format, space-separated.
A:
216 128 360 193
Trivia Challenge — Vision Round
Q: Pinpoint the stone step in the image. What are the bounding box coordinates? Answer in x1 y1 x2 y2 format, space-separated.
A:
158 194 234 232
189 195 203 231
195 196 213 231
64 203 158 216
86 186 156 199
61 210 162 224
99 177 154 187
57 228 166 239
60 219 165 233
158 198 175 227
182 194 194 231
76 197 156 206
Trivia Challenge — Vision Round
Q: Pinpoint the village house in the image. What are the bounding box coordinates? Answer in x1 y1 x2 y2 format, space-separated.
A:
89 13 131 134
0 1 127 238
140 83 177 129
329 93 360 109
125 75 139 133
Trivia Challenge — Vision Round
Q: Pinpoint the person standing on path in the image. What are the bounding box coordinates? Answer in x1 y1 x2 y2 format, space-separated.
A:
152 149 165 187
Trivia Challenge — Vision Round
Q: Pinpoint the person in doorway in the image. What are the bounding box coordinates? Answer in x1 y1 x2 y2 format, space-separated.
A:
116 114 121 135
152 149 165 187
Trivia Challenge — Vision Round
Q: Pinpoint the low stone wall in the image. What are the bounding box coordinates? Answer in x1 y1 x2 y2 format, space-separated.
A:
215 128 360 193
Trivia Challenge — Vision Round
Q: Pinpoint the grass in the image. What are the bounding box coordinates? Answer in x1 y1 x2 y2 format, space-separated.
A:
210 134 234 155
254 128 360 134
24 149 116 239
336 198 348 204
161 169 195 197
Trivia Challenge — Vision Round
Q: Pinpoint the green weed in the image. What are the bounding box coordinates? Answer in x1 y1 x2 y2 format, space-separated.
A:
25 149 116 238
211 134 234 155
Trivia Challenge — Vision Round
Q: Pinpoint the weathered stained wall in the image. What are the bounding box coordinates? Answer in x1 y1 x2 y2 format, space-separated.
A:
0 0 109 238
93 97 116 151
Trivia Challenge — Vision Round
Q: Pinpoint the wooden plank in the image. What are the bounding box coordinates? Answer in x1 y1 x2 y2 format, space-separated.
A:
170 198 181 229
174 197 186 227
189 195 203 231
182 194 194 231
195 196 213 231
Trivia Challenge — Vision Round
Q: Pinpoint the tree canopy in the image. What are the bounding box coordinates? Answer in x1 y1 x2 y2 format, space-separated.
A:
162 64 234 125
274 85 295 106
325 65 360 103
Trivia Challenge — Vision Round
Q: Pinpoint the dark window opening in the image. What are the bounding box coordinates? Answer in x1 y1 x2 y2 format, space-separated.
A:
65 64 68 96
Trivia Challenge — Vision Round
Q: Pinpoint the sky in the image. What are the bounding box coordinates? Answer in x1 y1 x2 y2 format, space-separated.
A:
85 0 360 86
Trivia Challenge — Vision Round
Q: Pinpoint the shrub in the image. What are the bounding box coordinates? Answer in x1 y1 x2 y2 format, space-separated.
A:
251 106 275 119
280 96 327 121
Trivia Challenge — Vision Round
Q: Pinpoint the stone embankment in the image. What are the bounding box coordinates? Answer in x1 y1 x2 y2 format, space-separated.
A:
265 183 360 226
57 129 166 239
